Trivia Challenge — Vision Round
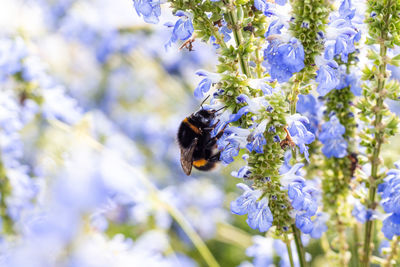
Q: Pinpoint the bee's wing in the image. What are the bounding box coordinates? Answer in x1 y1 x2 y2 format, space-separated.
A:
180 138 198 176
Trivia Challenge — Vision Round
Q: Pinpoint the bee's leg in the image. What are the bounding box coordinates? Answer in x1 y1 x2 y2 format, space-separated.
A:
214 122 229 139
205 123 229 148
203 120 220 131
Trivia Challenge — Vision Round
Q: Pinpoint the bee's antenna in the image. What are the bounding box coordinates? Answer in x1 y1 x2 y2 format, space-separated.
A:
200 95 210 108
211 106 227 113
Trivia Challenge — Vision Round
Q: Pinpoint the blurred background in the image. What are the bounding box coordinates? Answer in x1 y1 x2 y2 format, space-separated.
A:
0 0 261 266
1 0 399 266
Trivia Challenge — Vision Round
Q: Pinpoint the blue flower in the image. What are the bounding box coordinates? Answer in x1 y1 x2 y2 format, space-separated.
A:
346 72 362 96
254 0 269 13
193 70 220 99
287 115 315 161
248 78 275 95
296 94 321 135
264 38 305 83
324 0 360 62
247 198 274 232
231 183 260 215
297 94 318 116
339 0 356 20
295 214 314 234
380 165 400 215
310 212 329 239
231 166 252 178
231 184 273 232
321 138 348 158
282 164 323 235
382 213 400 240
319 115 348 158
352 199 374 223
220 142 240 165
265 19 284 37
218 127 250 164
246 120 268 153
165 11 194 49
315 58 340 96
319 115 345 142
132 0 161 24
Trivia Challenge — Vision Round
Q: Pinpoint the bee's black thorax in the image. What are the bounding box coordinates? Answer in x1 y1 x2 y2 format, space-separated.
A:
178 107 222 175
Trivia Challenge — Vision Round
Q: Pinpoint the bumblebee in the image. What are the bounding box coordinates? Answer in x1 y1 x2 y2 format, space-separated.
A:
177 104 226 175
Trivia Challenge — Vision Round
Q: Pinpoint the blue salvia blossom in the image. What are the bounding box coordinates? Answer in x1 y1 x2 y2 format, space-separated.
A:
246 120 268 153
352 198 374 223
378 162 400 239
264 37 305 83
287 114 315 161
310 212 329 239
255 0 290 19
218 127 250 164
231 155 252 178
316 0 361 96
324 0 361 62
336 65 362 96
248 78 276 95
281 164 326 235
319 115 348 158
259 2 305 83
165 11 194 49
315 56 340 96
132 0 162 24
231 183 274 232
193 70 221 98
296 94 321 134
210 94 271 164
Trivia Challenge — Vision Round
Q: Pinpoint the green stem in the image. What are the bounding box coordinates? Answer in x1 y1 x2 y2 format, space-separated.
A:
226 1 249 77
290 74 302 115
292 224 307 267
255 42 263 79
352 224 361 267
362 6 389 267
285 234 295 267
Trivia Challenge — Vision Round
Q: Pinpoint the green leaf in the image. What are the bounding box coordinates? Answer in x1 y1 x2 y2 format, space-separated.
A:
390 54 400 66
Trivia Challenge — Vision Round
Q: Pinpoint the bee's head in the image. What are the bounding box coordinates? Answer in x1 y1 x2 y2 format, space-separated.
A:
193 109 215 126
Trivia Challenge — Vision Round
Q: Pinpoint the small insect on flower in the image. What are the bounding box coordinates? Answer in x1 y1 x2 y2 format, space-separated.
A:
280 127 295 149
177 97 227 175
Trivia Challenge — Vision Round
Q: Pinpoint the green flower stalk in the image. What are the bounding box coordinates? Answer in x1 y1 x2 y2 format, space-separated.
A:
360 0 400 266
